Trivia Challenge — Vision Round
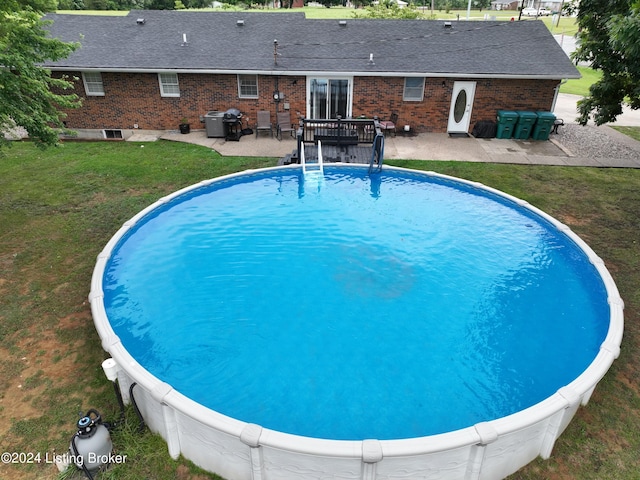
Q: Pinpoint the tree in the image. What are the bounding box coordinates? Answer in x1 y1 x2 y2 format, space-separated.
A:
318 0 343 7
573 0 640 125
57 0 86 9
0 0 80 148
352 0 422 18
146 0 175 9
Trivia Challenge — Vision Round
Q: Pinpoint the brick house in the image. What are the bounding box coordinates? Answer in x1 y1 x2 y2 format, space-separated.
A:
491 0 520 10
43 11 579 137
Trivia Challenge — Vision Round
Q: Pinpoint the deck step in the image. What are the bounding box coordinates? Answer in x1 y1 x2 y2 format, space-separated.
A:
279 145 374 166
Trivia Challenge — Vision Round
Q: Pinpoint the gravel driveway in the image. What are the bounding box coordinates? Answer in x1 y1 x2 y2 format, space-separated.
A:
555 123 640 163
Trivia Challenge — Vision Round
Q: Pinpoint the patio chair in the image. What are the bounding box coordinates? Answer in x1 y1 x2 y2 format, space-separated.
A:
276 112 295 140
256 110 273 138
379 113 398 137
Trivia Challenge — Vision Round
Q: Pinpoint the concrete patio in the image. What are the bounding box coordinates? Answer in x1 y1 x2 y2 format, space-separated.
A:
151 125 640 168
127 94 640 168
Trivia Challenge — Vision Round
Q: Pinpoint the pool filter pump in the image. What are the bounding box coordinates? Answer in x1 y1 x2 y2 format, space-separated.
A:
69 409 113 477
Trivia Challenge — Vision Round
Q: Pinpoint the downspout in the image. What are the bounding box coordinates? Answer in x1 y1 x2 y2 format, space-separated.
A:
551 79 568 112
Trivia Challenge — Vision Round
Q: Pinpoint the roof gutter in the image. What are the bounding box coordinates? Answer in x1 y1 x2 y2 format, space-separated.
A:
47 66 581 80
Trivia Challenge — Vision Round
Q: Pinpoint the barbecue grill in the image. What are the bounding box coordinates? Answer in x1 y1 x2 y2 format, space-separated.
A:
223 108 243 141
223 108 242 122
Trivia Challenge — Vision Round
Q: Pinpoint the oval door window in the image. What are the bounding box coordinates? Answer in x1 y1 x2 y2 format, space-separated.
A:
453 90 467 123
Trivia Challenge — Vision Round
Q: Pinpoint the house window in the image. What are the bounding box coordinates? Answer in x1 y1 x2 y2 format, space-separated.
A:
403 77 425 101
158 73 180 97
82 72 104 96
238 75 258 98
103 129 123 139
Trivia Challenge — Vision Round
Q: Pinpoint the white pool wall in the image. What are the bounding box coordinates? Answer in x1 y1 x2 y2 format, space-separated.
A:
90 165 624 480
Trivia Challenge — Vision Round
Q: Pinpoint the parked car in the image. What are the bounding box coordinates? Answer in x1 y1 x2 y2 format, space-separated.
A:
522 7 552 16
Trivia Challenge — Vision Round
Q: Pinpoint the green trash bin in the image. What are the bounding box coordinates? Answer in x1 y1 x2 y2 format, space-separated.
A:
514 111 537 139
496 110 518 139
532 111 556 141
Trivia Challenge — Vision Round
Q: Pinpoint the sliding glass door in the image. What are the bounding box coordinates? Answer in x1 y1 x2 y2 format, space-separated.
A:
308 78 352 119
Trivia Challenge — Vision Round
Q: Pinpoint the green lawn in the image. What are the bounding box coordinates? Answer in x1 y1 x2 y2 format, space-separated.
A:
560 66 602 97
57 5 578 33
0 140 638 480
303 6 580 36
611 126 640 141
55 9 129 15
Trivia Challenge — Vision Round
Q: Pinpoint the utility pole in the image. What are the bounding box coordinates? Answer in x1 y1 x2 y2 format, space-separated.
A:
518 0 524 20
556 0 564 27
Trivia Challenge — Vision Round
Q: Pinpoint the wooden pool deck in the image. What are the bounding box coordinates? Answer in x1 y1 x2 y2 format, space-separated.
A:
279 144 374 166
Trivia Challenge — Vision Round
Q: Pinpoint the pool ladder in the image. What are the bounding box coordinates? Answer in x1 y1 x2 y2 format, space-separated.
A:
301 140 324 176
368 133 385 174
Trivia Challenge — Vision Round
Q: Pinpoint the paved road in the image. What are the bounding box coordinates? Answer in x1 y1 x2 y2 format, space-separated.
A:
553 33 640 125
554 33 589 66
554 93 640 126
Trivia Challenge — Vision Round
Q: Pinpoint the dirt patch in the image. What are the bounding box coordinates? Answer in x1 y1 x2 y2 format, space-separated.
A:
0 251 17 268
0 310 89 442
176 464 214 480
0 317 87 480
616 370 640 397
556 212 592 227
0 355 38 436
85 191 110 208
551 460 586 479
0 253 17 294
0 330 81 440
58 311 90 331
542 460 578 480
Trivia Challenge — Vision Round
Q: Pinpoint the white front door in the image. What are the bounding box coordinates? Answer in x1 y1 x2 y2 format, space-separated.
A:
447 81 476 134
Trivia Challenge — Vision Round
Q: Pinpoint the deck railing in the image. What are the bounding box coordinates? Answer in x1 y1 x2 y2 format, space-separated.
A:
298 116 379 145
295 116 383 166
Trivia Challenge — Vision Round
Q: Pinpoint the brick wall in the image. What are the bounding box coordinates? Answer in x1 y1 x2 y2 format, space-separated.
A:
59 72 307 132
353 76 559 133
57 72 559 134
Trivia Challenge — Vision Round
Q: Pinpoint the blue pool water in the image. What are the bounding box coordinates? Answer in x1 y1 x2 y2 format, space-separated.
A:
103 167 609 441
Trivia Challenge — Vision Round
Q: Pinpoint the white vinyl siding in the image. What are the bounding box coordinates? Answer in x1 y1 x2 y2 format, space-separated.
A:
158 73 180 97
82 72 105 96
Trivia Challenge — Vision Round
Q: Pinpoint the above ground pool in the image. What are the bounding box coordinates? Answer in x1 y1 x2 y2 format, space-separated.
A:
91 165 623 480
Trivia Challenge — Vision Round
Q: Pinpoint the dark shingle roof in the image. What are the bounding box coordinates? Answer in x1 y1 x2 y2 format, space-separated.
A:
43 11 579 78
